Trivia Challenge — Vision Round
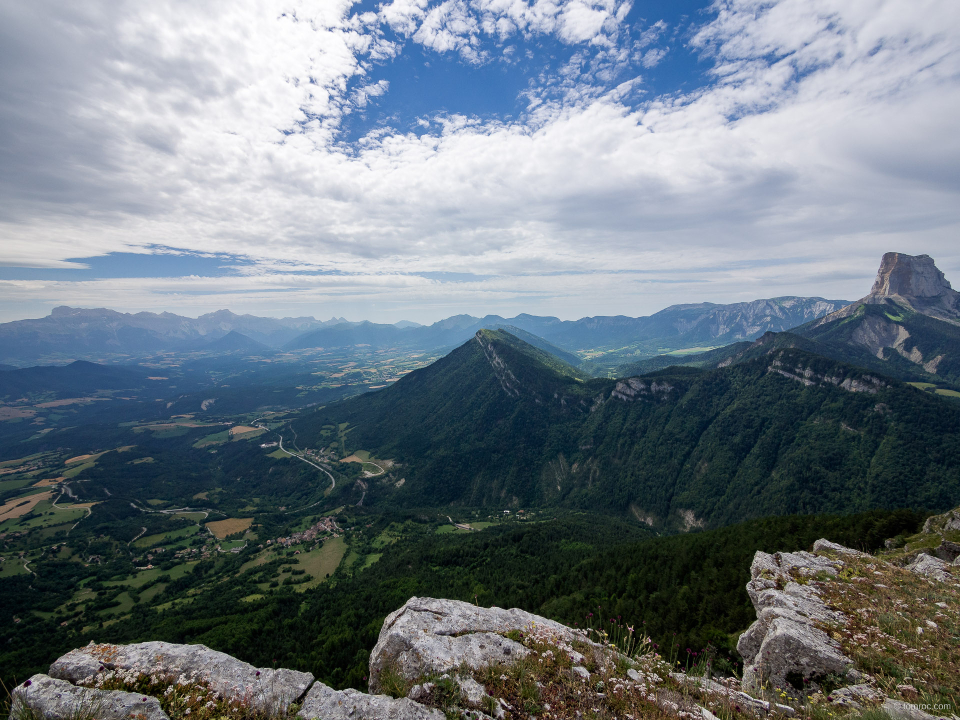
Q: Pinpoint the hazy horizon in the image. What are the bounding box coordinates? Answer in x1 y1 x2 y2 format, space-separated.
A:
0 291 859 328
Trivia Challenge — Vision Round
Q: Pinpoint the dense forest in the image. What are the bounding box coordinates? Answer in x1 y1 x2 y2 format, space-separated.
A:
0 508 925 689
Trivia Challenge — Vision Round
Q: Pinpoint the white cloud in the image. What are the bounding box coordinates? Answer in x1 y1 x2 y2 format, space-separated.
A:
556 1 612 44
413 0 481 57
640 47 667 68
354 79 391 108
0 0 958 321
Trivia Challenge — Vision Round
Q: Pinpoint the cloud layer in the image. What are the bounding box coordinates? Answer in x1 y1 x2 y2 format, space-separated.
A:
0 0 958 321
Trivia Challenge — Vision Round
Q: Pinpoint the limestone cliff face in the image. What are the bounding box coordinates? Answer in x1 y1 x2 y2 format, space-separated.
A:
800 253 960 381
865 252 960 322
823 252 960 326
868 253 955 301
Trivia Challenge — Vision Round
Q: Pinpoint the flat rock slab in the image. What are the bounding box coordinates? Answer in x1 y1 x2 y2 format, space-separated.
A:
49 641 313 715
12 673 169 720
299 682 444 720
369 597 602 692
829 683 881 708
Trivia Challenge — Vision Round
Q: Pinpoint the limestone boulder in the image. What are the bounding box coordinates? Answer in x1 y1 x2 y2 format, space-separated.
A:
828 683 880 709
368 597 605 693
812 539 872 559
742 616 855 695
49 641 313 715
11 674 169 720
907 554 954 583
883 699 948 720
738 578 847 666
933 540 960 563
298 682 444 720
921 508 960 535
738 545 858 696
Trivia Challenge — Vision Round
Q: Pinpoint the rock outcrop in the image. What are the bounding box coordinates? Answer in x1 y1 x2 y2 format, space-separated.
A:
737 548 858 696
867 253 959 316
820 253 960 325
737 536 959 720
15 545 958 720
12 674 169 720
369 596 607 693
906 553 955 583
922 507 960 535
298 683 444 720
49 641 313 715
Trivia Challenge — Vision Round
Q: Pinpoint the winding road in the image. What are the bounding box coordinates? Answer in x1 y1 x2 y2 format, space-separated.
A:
268 428 337 493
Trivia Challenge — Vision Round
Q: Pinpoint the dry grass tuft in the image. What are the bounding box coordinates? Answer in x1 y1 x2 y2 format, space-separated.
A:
811 550 959 713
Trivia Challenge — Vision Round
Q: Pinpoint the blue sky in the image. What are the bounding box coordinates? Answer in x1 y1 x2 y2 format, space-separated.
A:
0 0 959 323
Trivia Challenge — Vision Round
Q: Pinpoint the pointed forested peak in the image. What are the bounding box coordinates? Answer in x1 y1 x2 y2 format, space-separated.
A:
869 252 954 300
474 328 589 381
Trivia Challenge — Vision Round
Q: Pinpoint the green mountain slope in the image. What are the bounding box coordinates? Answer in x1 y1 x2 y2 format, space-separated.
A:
296 330 960 528
793 301 960 388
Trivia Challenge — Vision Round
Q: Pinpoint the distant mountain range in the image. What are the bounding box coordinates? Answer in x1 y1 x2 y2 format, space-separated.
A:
282 298 850 361
0 295 849 367
0 307 348 364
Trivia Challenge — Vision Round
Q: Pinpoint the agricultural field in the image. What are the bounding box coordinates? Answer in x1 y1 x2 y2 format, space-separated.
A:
340 449 391 476
206 517 253 539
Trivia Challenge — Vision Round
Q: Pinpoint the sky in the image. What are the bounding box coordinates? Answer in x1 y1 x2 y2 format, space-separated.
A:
1 0 959 324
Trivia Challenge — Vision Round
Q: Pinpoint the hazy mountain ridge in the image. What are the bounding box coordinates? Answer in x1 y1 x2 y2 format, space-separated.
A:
282 297 849 369
622 254 960 393
0 296 848 368
0 360 151 400
0 307 348 363
754 254 960 389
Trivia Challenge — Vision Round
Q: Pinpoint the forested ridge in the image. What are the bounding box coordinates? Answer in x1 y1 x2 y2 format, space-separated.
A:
295 330 960 527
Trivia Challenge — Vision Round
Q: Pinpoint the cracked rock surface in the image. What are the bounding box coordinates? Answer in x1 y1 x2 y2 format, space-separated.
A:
738 543 858 695
907 554 955 583
49 641 313 715
368 596 604 693
12 673 169 720
298 683 445 720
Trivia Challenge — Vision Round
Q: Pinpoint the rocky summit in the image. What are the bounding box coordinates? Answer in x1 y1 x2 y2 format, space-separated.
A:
793 252 960 386
10 510 960 720
868 254 956 304
826 252 960 325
